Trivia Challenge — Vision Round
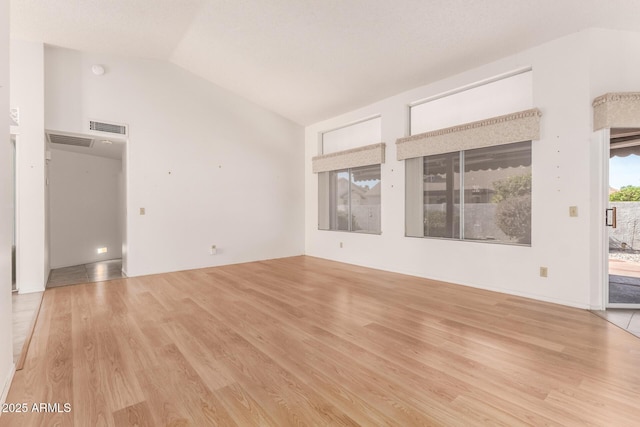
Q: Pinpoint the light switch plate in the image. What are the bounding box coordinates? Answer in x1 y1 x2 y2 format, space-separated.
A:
540 267 548 277
569 206 578 217
140 207 145 215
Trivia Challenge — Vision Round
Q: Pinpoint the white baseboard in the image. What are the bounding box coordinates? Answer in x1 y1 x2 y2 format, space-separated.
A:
0 363 16 408
17 288 45 295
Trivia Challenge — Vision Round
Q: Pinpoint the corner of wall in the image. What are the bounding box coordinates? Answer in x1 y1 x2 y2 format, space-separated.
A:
0 0 14 407
0 363 15 406
10 40 48 293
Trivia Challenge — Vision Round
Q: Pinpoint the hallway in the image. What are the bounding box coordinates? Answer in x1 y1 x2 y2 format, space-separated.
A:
47 259 125 288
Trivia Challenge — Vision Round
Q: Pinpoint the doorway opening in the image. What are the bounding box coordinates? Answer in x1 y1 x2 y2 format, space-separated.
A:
607 128 640 308
46 130 128 288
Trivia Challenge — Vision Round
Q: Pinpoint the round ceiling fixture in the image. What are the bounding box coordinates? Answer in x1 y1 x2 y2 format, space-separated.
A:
92 65 105 76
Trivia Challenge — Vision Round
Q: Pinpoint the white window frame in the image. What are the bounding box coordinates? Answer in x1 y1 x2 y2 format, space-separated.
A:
408 140 532 246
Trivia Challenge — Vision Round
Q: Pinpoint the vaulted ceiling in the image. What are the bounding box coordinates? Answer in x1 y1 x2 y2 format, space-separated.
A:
11 0 640 125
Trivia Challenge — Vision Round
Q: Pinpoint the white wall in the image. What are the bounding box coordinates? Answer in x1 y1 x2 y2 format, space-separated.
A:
45 46 305 277
10 39 47 293
305 29 638 310
49 149 123 267
589 29 640 99
0 0 14 405
587 29 640 307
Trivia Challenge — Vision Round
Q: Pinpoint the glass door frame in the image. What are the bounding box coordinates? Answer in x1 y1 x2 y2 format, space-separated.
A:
604 128 640 309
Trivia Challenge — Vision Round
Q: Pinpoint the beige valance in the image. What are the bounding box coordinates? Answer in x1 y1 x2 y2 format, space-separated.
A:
593 92 640 131
312 143 385 173
396 108 542 160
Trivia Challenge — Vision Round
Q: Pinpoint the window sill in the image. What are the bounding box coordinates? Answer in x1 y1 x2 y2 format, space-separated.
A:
404 234 531 247
318 229 382 236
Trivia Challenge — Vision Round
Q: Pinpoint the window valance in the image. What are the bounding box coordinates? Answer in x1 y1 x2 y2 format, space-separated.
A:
312 143 385 173
395 108 542 161
593 92 640 131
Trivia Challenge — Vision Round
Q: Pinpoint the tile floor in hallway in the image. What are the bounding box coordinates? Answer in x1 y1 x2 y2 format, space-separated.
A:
11 291 43 364
591 309 640 338
599 257 640 336
47 258 125 288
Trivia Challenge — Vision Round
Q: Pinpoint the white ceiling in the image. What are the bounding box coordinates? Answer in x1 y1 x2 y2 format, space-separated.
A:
11 0 640 125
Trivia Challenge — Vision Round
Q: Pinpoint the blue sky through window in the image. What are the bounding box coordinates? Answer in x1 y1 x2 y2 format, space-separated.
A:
610 155 640 190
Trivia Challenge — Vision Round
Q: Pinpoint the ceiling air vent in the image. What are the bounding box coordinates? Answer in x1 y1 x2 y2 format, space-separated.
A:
47 132 94 148
89 120 127 136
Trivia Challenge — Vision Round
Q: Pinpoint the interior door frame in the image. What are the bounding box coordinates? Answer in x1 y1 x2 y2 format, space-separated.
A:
10 130 19 292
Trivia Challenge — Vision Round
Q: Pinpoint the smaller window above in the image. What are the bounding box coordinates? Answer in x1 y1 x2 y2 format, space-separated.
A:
322 116 381 155
410 70 533 135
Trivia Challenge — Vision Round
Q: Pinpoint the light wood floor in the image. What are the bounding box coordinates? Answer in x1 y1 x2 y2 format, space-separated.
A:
2 256 640 426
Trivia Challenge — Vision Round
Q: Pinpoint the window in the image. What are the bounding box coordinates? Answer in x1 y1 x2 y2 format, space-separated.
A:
410 70 532 135
328 164 381 233
314 117 385 234
400 72 538 245
322 117 381 154
408 141 531 245
463 142 531 244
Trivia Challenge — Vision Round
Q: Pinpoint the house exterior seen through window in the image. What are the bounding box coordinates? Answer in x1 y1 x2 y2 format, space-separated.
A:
329 164 381 234
419 141 531 245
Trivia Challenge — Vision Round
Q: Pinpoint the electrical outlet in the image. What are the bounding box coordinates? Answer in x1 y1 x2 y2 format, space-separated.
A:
569 206 578 217
210 245 217 255
139 207 146 215
540 267 548 278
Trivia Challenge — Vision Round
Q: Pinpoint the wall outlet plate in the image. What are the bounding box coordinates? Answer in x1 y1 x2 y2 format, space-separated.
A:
540 267 548 277
569 206 578 217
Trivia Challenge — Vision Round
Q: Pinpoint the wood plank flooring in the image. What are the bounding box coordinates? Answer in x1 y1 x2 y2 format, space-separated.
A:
2 256 640 426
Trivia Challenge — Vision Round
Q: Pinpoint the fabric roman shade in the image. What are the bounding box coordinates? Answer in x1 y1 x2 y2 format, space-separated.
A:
395 108 542 160
593 93 640 131
312 143 386 173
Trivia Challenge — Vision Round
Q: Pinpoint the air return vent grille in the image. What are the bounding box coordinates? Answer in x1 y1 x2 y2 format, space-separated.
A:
47 133 94 148
89 120 127 135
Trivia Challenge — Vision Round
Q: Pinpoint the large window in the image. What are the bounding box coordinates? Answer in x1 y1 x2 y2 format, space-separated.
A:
328 164 381 233
401 73 538 245
410 141 531 245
